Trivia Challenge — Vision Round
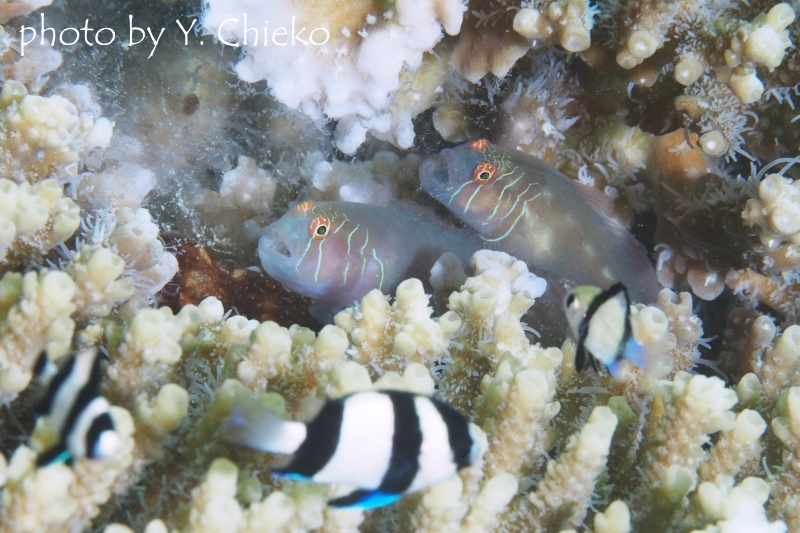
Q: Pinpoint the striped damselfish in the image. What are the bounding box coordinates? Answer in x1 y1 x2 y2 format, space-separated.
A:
32 349 121 466
257 200 483 310
224 390 486 509
564 283 645 378
419 140 660 303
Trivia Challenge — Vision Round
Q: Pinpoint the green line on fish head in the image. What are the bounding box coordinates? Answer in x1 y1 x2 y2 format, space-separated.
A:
258 201 353 300
419 139 543 241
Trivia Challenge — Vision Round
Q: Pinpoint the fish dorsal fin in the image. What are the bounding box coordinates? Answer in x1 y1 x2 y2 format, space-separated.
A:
570 182 659 302
328 489 402 509
571 181 618 220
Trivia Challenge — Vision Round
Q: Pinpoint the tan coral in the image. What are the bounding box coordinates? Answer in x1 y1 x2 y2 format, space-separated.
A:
690 476 785 532
698 409 767 481
742 174 800 266
635 372 738 529
0 0 53 24
0 178 80 271
334 279 457 376
0 269 75 401
1 407 135 533
104 306 185 406
526 406 618 531
0 80 111 183
770 387 800 530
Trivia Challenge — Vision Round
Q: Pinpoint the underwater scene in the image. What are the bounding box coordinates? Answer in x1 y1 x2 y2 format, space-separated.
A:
0 0 799 531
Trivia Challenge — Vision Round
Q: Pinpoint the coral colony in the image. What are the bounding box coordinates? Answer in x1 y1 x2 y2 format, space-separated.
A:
0 0 800 531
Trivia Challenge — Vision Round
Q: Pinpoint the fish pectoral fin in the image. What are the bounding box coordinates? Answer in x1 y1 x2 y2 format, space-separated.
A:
36 443 73 467
328 489 402 509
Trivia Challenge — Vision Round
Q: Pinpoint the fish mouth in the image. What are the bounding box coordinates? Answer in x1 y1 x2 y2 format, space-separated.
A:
419 149 454 192
258 229 295 271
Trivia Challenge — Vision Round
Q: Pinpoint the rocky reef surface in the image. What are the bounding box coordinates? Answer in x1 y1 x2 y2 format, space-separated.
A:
0 0 799 531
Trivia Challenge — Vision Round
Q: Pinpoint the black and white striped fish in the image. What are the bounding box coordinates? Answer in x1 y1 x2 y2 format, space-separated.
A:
33 349 121 466
224 390 486 509
564 283 645 378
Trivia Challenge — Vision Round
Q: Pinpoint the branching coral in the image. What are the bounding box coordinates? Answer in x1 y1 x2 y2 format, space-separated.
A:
0 178 80 271
0 80 112 183
301 150 422 207
201 0 462 153
452 0 594 83
1 0 800 530
2 247 800 532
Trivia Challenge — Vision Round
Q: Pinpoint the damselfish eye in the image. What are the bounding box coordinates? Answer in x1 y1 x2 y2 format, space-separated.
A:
309 216 331 240
473 161 496 182
565 294 576 307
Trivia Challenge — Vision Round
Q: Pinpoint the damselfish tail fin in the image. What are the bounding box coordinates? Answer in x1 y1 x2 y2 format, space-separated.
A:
224 404 307 454
607 338 646 379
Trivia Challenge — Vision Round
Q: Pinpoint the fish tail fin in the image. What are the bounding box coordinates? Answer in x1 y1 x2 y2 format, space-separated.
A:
624 337 646 369
36 442 73 467
607 338 646 379
224 404 307 454
328 489 402 509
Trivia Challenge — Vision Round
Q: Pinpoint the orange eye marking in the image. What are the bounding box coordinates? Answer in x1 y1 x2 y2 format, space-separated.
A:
473 161 496 182
470 139 489 151
295 201 314 213
309 215 331 240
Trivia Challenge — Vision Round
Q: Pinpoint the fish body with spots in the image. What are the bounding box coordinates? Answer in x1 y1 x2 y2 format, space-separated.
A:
258 200 483 310
419 140 660 303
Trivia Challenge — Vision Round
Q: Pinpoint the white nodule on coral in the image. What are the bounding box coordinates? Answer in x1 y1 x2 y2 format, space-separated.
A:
302 150 420 206
694 476 786 533
594 500 631 533
220 155 276 212
135 384 190 438
464 250 546 310
742 174 800 252
674 55 704 86
201 0 462 153
76 163 156 211
698 130 728 158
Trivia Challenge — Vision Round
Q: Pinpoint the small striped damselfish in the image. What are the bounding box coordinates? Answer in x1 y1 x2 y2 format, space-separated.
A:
224 390 486 509
33 349 121 466
564 282 645 378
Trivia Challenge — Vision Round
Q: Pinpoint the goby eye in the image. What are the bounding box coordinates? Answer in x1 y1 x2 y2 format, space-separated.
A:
473 161 496 182
309 216 331 240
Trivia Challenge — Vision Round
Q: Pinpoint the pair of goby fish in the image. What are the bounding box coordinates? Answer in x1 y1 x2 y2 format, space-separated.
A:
259 140 657 366
260 141 658 311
